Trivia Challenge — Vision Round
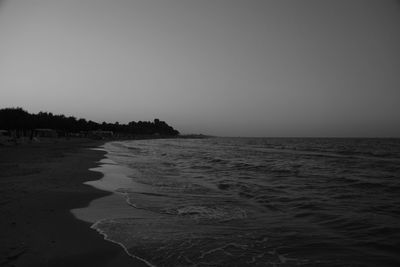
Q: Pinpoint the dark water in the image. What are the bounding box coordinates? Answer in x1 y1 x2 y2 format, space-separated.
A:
92 138 400 266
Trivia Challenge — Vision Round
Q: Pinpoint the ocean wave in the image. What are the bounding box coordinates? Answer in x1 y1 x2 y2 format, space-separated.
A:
85 138 400 266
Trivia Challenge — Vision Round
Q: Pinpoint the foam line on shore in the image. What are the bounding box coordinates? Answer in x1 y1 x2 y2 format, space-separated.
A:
72 141 156 266
92 219 157 267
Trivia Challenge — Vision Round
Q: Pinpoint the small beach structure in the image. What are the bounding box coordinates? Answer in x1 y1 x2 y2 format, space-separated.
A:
0 130 11 144
0 130 9 137
34 128 58 138
88 130 114 139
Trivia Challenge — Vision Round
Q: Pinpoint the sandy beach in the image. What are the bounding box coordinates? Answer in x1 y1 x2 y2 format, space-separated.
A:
0 138 146 267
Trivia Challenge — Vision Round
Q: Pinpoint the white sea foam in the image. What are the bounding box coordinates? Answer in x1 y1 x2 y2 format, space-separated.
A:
91 219 157 267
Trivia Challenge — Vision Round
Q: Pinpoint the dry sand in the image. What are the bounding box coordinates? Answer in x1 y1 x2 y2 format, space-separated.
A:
0 138 147 267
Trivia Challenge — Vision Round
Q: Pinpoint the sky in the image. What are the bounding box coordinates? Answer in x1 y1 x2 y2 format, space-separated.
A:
0 0 399 137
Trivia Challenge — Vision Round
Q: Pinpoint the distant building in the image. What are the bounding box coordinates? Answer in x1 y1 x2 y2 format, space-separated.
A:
0 130 12 145
88 130 114 139
34 129 58 138
0 130 9 136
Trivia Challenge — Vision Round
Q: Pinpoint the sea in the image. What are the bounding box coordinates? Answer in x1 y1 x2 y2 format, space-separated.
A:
73 138 400 267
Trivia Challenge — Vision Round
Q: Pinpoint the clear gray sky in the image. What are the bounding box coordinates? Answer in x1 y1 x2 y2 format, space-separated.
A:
1 0 399 137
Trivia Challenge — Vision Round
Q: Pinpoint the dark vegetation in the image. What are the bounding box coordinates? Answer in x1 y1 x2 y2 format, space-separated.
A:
0 107 180 137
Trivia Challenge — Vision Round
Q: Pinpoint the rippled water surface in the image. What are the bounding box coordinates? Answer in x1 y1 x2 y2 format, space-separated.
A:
91 138 400 266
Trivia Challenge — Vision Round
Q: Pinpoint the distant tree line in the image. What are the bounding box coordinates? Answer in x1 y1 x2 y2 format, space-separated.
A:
0 107 180 136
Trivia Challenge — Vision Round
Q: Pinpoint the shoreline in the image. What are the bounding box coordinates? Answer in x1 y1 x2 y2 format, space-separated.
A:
0 138 146 266
72 141 157 267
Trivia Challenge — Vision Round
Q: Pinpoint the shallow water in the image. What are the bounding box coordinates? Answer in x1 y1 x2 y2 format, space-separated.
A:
75 138 400 266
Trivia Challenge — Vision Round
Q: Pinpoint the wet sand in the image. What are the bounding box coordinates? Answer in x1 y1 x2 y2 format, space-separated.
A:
0 138 146 267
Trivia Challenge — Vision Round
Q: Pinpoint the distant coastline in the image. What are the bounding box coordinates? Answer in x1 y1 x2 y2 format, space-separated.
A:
0 107 179 145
